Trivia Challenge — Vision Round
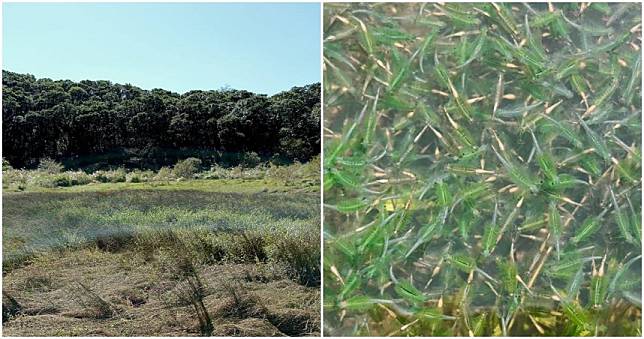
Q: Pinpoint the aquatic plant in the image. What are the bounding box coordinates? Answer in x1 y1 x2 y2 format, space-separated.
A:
323 2 641 336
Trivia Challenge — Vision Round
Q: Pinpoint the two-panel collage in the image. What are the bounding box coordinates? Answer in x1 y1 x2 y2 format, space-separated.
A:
0 1 641 337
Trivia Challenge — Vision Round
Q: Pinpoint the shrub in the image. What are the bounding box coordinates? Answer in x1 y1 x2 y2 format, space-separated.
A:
38 158 64 174
93 169 126 183
69 171 92 186
2 168 25 189
138 170 155 182
2 159 13 171
301 155 320 180
52 174 72 187
240 166 266 180
94 171 109 183
241 152 262 168
173 158 202 179
127 170 154 183
110 168 127 183
266 163 291 182
269 153 289 166
27 172 55 188
127 172 141 183
154 167 174 181
200 165 224 180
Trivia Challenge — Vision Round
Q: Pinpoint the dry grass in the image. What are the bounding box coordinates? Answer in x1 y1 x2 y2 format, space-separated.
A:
2 247 319 336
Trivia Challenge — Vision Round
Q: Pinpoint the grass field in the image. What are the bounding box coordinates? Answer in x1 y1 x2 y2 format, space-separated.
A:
2 172 320 336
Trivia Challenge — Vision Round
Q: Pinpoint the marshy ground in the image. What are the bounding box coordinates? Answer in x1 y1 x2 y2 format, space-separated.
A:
3 165 320 336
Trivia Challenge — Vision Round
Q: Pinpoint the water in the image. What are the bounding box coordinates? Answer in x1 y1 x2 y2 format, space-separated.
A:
323 2 641 336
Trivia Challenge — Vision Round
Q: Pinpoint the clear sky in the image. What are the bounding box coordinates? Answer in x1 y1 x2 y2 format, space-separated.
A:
3 3 321 95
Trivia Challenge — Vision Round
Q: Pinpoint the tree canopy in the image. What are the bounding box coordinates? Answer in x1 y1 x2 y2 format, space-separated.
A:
2 70 320 168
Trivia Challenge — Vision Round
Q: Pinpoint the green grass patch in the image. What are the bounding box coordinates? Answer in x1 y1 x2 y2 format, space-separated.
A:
6 178 317 195
3 187 320 287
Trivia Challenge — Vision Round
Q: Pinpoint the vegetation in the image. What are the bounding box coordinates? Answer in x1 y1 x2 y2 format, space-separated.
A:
3 70 320 168
2 9 322 336
323 2 641 337
3 156 320 192
3 160 320 336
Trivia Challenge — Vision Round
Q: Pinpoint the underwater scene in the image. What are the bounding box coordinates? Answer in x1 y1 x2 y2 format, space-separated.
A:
323 2 642 336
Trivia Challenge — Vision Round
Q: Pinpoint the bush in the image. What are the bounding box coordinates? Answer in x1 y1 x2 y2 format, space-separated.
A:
201 165 226 180
266 163 291 182
2 168 24 189
154 167 174 181
2 159 13 171
110 168 127 183
38 158 64 174
127 172 141 183
264 159 320 186
241 152 262 168
127 170 154 183
138 170 155 182
52 174 72 187
94 171 110 183
240 166 266 180
69 171 92 186
301 155 320 179
173 158 202 179
93 169 126 183
269 153 289 166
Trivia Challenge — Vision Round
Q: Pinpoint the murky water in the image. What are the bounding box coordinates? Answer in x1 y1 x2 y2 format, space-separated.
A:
323 3 641 336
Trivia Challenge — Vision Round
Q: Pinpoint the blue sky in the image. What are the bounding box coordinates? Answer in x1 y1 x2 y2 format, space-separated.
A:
3 3 320 95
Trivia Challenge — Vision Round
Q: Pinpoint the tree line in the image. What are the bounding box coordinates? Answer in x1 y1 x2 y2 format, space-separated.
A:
2 70 320 168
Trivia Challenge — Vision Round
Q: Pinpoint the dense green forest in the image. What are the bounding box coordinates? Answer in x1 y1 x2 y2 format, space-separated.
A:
2 70 320 168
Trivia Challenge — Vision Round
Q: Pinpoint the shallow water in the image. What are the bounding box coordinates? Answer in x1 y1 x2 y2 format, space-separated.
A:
323 2 641 336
